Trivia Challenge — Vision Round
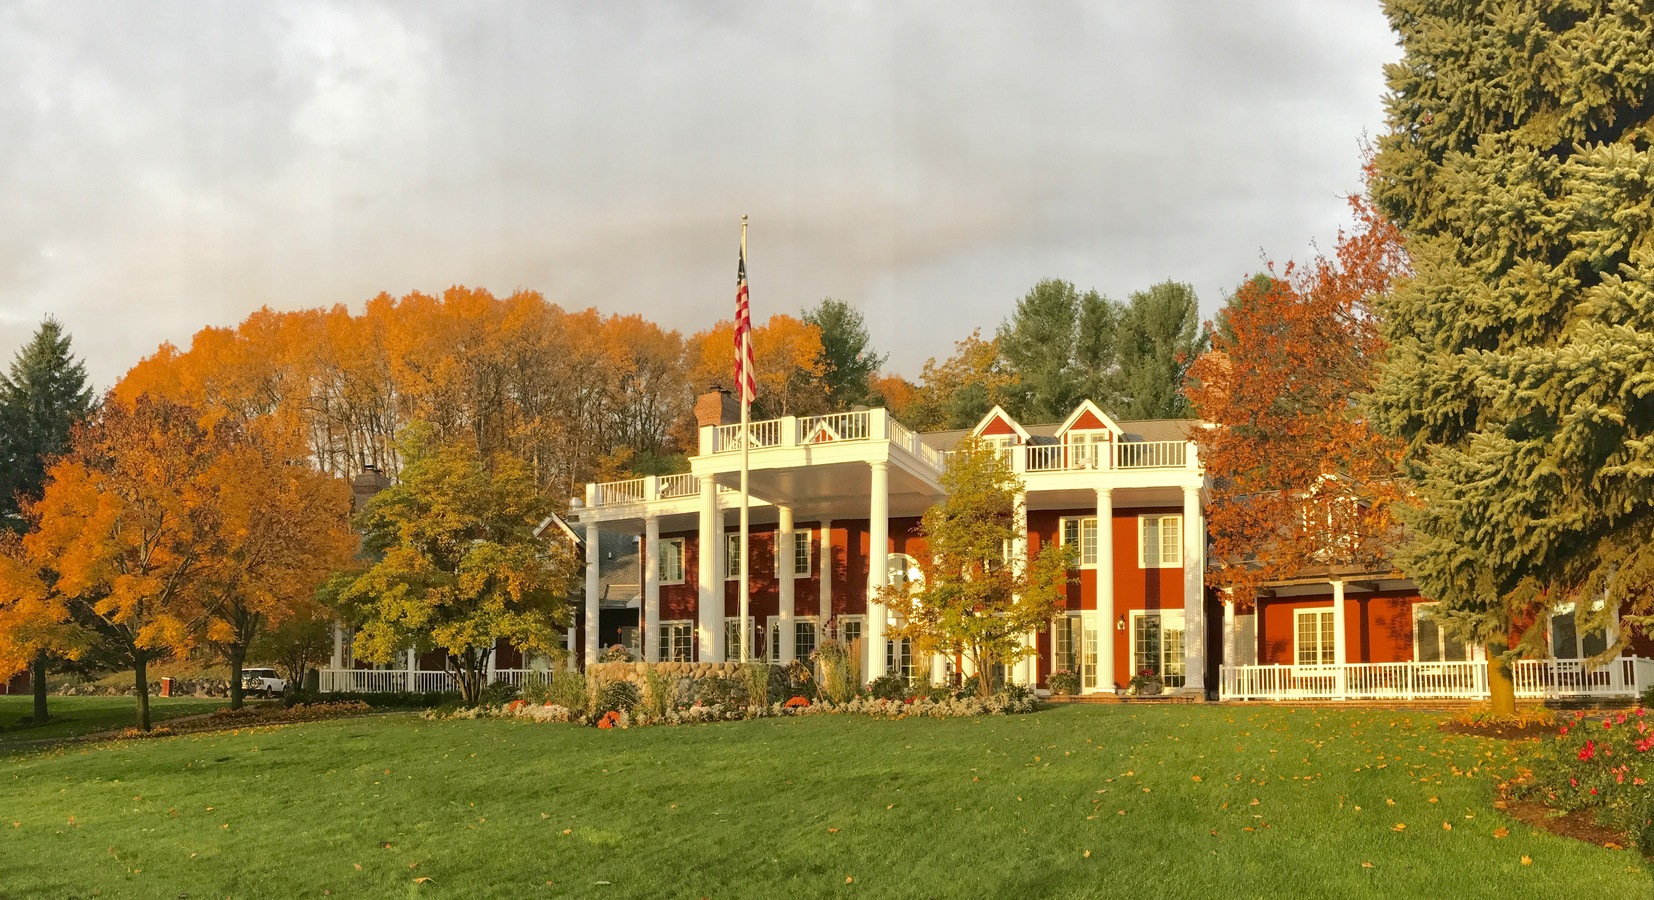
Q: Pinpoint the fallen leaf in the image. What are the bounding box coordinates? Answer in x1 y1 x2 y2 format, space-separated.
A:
846 876 854 884
1493 827 1509 839
1392 823 1407 832
1520 855 1532 866
413 877 434 885
1083 850 1091 858
562 829 572 835
1442 822 1452 831
353 864 363 871
1361 862 1373 869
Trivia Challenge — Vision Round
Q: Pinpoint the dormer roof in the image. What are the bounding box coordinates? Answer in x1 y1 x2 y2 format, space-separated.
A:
970 405 1031 441
1056 399 1124 438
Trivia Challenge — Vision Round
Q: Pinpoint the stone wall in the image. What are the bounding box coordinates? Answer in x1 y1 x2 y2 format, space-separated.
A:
585 661 764 686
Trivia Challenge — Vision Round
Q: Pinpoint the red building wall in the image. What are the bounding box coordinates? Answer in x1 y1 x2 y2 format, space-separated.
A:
1255 590 1427 665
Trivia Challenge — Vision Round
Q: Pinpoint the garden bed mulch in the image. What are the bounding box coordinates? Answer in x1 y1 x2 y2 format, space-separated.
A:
1437 720 1557 740
1493 791 1640 855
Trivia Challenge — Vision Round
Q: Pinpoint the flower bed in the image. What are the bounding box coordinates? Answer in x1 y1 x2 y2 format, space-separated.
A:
1513 707 1654 849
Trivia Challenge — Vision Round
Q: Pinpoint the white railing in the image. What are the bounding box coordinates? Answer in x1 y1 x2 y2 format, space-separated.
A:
1221 657 1652 702
592 478 646 506
1012 440 1192 473
714 419 785 452
1115 441 1187 469
889 420 947 472
659 473 698 499
797 411 871 444
318 668 556 694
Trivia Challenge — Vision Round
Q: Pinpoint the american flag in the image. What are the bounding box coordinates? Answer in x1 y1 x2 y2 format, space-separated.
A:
734 240 756 405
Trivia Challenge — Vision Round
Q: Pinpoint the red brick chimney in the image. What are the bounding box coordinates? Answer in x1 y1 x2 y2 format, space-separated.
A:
695 386 741 428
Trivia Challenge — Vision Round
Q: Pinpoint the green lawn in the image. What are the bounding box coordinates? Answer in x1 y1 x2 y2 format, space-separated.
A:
1 704 1645 898
0 696 225 748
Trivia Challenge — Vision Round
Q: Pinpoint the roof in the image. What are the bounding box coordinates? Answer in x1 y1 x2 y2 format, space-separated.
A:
920 417 1198 451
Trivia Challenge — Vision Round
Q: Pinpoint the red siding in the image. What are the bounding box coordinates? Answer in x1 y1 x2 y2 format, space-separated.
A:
1256 590 1427 665
979 415 1021 439
1067 409 1108 432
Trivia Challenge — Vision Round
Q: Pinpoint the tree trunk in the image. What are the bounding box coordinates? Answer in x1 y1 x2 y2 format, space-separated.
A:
134 652 152 731
31 651 49 725
1486 639 1516 717
228 644 247 710
975 647 995 700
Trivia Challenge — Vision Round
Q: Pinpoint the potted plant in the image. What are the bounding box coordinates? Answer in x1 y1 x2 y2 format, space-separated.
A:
1047 669 1081 696
1128 668 1163 696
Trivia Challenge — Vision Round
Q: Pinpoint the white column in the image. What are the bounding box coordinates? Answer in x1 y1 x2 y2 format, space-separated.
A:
697 475 721 662
643 516 661 663
1332 578 1348 699
1182 485 1205 695
1096 488 1115 692
565 625 576 669
330 624 344 670
778 505 796 663
485 641 498 680
819 518 834 624
584 520 601 667
866 460 890 681
1221 590 1236 698
1011 490 1032 685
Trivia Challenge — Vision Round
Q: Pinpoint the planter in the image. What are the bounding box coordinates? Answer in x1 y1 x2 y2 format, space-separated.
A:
1129 681 1163 696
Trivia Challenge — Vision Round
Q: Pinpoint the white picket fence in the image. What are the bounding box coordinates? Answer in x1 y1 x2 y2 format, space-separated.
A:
1221 657 1653 702
317 668 556 694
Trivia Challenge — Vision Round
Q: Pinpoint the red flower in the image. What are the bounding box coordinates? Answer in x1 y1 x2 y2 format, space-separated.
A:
1559 725 1569 736
1579 740 1596 762
784 696 811 709
1591 788 1599 795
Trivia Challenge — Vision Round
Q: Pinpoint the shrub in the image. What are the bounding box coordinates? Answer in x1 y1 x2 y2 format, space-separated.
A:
1047 669 1080 696
815 641 856 704
1515 708 1654 848
640 665 680 719
594 680 642 719
867 673 910 701
693 675 747 708
741 663 773 707
287 690 452 709
782 660 816 701
479 678 520 707
1449 705 1556 729
1642 684 1654 707
521 672 588 716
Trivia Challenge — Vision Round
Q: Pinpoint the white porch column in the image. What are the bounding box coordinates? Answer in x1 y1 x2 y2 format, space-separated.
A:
1181 485 1205 695
1096 488 1115 691
330 624 344 670
1332 578 1348 699
778 505 796 663
1011 490 1032 685
565 625 576 669
697 474 721 662
643 516 661 663
866 460 890 681
485 641 498 681
819 518 834 624
1221 590 1236 698
584 520 601 667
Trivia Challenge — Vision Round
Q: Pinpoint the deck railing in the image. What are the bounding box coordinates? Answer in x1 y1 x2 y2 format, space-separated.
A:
1012 440 1192 473
318 668 557 694
1221 657 1652 702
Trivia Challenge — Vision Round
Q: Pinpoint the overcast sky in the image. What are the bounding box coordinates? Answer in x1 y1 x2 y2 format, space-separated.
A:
0 1 1398 390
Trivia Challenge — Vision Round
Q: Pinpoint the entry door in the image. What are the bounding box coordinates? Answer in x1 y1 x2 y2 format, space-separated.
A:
1081 619 1100 691
1130 611 1186 688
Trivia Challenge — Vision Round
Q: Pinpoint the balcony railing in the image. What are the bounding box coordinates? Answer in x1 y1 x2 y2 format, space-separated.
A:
1220 657 1653 701
1006 440 1193 473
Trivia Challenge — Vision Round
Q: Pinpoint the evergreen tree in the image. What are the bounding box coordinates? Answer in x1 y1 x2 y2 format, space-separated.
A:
1112 281 1205 419
997 279 1118 421
802 298 886 410
1368 1 1654 714
0 318 93 724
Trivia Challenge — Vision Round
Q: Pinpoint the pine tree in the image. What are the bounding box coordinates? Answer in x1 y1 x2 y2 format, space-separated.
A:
997 279 1117 421
802 298 886 410
1112 281 1205 420
1368 1 1654 713
0 318 93 724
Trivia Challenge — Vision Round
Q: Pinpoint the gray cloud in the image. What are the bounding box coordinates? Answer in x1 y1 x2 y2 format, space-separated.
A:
0 0 1396 389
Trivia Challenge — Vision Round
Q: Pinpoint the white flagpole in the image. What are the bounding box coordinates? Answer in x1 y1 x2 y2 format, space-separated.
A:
739 215 751 664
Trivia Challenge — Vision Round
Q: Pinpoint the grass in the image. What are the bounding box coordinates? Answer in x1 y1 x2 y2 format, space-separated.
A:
0 696 225 748
1 703 1647 898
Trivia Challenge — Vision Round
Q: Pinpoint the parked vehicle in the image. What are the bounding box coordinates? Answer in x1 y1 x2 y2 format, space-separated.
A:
241 668 287 697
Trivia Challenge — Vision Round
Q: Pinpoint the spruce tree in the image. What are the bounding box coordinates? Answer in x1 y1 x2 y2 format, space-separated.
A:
1368 2 1654 713
1112 281 1205 420
802 298 886 410
0 318 94 723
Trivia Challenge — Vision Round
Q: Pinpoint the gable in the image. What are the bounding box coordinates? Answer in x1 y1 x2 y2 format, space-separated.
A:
979 415 1020 437
1068 410 1109 432
970 405 1031 442
1056 400 1124 438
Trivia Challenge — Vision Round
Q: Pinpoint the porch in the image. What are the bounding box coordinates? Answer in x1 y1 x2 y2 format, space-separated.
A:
1220 657 1654 702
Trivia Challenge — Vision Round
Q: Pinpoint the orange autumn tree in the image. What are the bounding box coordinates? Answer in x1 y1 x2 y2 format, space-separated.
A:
1185 195 1410 603
10 397 225 730
686 314 826 418
200 416 357 709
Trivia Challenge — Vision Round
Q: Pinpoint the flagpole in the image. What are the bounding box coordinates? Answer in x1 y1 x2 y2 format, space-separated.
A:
738 215 751 664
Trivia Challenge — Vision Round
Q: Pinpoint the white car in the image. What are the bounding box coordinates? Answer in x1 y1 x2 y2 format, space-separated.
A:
241 668 287 697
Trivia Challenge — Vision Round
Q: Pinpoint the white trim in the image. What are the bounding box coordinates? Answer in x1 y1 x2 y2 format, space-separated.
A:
1060 515 1100 568
658 619 694 662
1054 399 1124 438
722 533 741 581
970 404 1031 442
658 537 686 585
1294 607 1336 667
1128 609 1187 687
774 528 811 578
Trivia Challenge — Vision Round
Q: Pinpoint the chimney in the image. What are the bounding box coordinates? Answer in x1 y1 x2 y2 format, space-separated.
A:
352 464 391 514
694 385 741 428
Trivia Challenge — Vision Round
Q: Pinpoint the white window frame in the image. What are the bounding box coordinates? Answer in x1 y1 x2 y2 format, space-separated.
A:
774 530 811 578
1067 430 1108 469
1411 602 1470 663
1130 610 1186 687
1549 600 1614 660
1060 516 1100 568
1052 613 1081 674
1138 515 1183 568
658 620 694 662
835 614 865 649
658 537 685 585
769 615 820 661
723 533 742 581
1294 608 1336 668
725 617 758 660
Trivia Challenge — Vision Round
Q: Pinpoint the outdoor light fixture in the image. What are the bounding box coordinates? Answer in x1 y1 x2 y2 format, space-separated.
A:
1116 615 1126 631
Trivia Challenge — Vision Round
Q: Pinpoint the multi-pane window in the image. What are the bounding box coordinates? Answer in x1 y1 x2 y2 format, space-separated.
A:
795 620 818 660
1139 515 1182 568
723 534 742 580
1061 517 1100 567
657 538 685 585
886 638 915 681
888 553 921 590
1069 431 1107 469
1053 615 1081 673
1413 603 1468 663
1133 612 1186 687
774 530 810 577
659 622 693 662
1550 602 1610 659
1295 609 1336 667
838 616 864 649
725 618 757 660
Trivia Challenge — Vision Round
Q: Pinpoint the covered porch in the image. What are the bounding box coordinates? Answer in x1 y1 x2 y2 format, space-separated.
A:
1220 656 1654 702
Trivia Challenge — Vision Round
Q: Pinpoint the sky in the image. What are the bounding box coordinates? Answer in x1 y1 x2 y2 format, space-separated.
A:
0 1 1400 391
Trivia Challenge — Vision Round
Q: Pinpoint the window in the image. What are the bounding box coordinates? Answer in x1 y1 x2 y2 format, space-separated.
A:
659 621 693 662
773 530 810 577
837 615 864 649
888 553 921 590
766 616 819 660
1069 431 1107 469
1139 515 1182 568
1081 624 1099 690
725 618 758 660
1061 517 1099 567
657 538 685 585
1412 603 1468 663
1053 615 1081 674
723 534 742 580
1132 611 1186 687
1550 601 1610 659
886 637 915 682
1295 608 1336 667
